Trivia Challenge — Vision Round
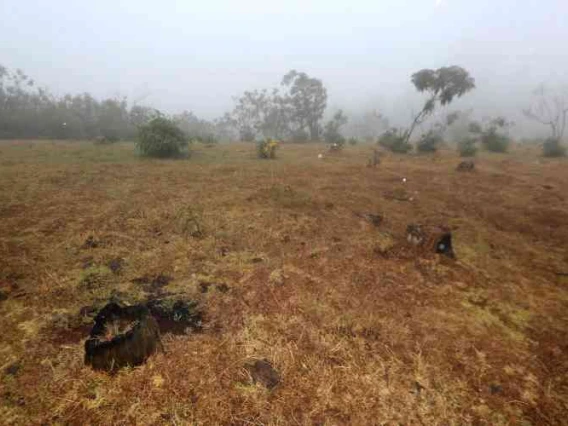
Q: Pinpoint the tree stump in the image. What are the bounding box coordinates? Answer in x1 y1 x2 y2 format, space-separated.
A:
406 224 455 259
456 160 475 172
85 303 163 372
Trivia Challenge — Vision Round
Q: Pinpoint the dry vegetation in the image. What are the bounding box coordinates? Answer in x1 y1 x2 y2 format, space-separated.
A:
0 140 567 425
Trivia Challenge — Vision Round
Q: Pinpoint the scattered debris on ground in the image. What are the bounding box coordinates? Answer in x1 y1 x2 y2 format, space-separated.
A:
146 297 203 334
131 274 172 292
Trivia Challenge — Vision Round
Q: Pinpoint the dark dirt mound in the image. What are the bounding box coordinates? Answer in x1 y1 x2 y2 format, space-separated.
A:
132 274 172 292
245 359 281 390
146 298 203 335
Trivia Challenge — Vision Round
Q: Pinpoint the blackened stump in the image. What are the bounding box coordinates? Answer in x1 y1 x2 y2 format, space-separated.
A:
84 303 163 373
435 232 455 259
457 160 475 172
406 224 456 259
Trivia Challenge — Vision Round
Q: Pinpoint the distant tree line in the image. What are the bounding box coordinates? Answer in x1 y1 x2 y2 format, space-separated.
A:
2 62 565 157
0 64 228 141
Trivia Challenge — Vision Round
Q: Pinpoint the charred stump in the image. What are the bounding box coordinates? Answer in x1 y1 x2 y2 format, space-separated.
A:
456 160 475 172
406 224 455 259
85 303 163 372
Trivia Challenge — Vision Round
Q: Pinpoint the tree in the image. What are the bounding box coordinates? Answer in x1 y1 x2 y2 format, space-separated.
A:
281 70 327 140
524 85 568 141
230 89 269 141
323 110 348 148
345 109 389 142
404 66 475 144
523 85 568 156
130 105 161 129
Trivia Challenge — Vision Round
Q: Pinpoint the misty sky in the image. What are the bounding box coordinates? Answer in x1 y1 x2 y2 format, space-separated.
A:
1 0 567 134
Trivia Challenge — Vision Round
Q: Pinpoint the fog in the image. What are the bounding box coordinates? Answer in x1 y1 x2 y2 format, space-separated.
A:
2 0 567 137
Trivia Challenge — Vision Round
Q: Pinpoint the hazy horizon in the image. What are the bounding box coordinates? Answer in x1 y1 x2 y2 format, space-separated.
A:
2 0 567 136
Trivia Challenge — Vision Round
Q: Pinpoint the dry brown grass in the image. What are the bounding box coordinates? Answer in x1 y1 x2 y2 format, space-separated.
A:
0 140 567 425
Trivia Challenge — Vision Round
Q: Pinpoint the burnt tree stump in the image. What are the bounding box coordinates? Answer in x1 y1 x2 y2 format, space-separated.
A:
456 160 475 172
85 303 163 372
406 224 455 259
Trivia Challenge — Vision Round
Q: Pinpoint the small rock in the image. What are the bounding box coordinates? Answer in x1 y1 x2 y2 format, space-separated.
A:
489 384 502 394
82 236 99 249
269 269 285 286
245 359 281 390
454 281 468 290
468 294 488 308
199 282 212 293
216 284 229 293
4 362 21 376
107 258 124 274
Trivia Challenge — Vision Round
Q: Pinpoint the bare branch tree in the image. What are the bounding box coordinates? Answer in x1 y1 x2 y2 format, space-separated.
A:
523 84 568 141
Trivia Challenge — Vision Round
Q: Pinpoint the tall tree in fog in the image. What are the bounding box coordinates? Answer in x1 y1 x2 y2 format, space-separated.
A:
230 89 269 141
281 70 327 140
404 66 475 143
524 85 568 142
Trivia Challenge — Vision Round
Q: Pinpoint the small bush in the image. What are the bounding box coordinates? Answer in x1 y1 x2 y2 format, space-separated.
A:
378 129 412 153
348 137 358 146
257 138 279 159
481 128 510 153
542 138 566 157
457 137 478 157
417 130 444 153
137 117 188 158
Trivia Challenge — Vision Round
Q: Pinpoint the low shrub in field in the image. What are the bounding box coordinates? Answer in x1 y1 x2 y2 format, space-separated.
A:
481 128 511 153
348 137 358 146
137 117 188 158
378 128 412 153
457 137 478 157
470 117 512 153
417 130 444 153
257 138 279 159
542 138 566 157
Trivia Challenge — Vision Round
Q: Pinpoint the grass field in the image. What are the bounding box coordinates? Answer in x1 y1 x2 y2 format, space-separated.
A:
0 140 567 425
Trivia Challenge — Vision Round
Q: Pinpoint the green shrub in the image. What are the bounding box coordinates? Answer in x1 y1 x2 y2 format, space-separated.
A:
137 117 188 158
417 130 444 153
378 128 412 153
481 128 510 153
257 138 279 159
542 138 566 157
348 137 358 146
457 137 478 157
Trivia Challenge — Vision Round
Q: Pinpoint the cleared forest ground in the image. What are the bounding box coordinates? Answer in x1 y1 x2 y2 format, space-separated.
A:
0 140 567 425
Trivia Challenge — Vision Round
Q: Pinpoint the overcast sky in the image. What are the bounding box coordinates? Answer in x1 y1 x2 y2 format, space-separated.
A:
1 0 567 133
